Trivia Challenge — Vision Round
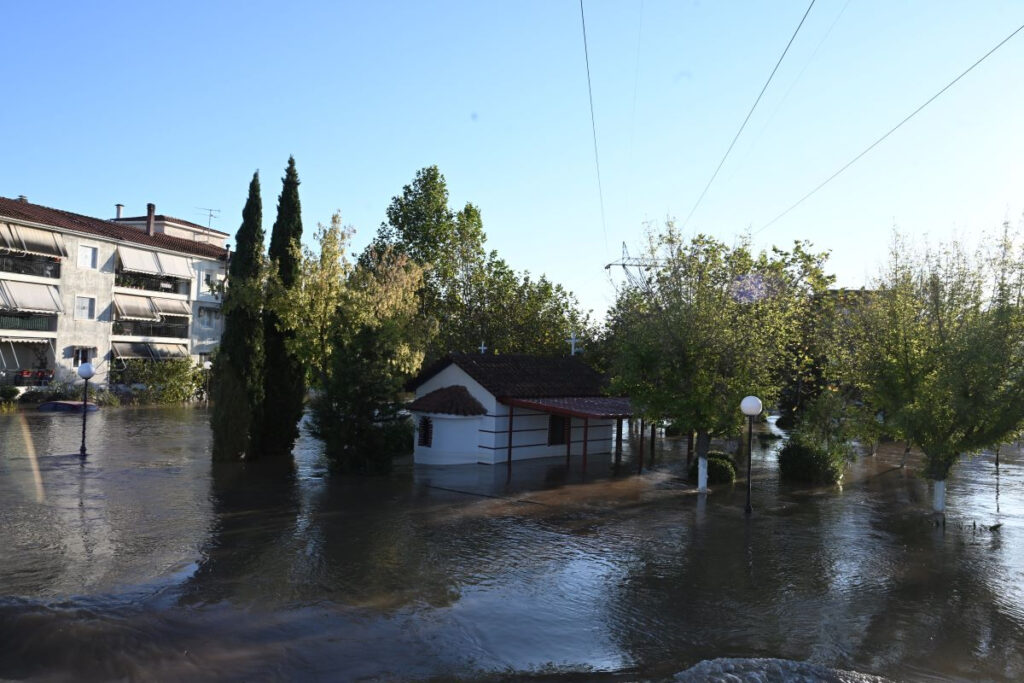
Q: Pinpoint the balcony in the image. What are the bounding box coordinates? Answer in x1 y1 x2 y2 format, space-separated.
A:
113 320 189 339
115 271 190 297
0 254 61 279
0 313 57 332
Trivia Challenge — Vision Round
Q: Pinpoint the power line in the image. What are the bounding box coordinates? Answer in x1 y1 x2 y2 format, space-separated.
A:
681 0 817 230
756 20 1024 235
579 0 608 254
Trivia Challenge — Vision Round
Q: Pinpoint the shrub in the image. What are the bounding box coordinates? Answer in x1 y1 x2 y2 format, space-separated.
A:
0 385 19 401
664 423 685 437
688 453 736 485
778 439 845 484
112 359 202 404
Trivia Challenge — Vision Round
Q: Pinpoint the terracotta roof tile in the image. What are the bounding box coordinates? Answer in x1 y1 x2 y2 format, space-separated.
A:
0 197 228 260
408 385 487 415
410 353 609 398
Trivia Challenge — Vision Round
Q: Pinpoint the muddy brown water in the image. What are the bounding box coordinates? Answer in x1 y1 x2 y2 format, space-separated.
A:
1 408 1022 681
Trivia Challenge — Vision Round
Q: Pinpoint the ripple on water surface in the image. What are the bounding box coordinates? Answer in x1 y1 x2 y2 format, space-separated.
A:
1 409 1024 680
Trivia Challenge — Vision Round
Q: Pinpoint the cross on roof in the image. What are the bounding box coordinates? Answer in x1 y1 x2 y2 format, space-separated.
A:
478 341 487 354
566 332 580 356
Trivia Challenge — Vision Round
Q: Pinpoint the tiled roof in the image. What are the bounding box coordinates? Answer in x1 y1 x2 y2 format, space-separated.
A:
410 353 609 398
408 385 487 415
0 197 228 260
114 215 230 236
504 396 632 419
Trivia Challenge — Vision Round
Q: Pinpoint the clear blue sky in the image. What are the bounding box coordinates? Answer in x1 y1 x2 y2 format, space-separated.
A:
4 1 1023 320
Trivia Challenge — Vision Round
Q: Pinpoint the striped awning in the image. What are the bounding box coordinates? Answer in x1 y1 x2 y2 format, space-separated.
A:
117 246 162 275
112 341 189 360
0 337 50 344
0 280 63 314
149 343 188 359
112 341 154 359
0 224 67 258
113 293 159 321
156 253 194 280
150 296 192 318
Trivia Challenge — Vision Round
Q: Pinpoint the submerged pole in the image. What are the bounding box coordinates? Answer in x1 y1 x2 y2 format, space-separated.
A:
615 418 623 464
506 405 514 479
582 418 589 472
565 416 571 466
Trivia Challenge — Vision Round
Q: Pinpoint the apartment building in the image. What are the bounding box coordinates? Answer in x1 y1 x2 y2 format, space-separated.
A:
0 196 229 387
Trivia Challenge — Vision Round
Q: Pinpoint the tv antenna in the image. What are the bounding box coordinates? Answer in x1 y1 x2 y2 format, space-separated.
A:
196 207 221 229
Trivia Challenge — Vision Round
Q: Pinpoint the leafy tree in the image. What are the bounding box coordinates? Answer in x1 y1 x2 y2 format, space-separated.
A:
311 247 432 473
848 232 1024 511
211 171 265 460
259 156 307 458
369 165 592 359
606 225 831 474
270 213 354 388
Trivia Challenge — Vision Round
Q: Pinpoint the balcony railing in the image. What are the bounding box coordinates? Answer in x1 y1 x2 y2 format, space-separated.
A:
113 320 190 339
0 314 57 332
0 254 61 279
115 272 191 297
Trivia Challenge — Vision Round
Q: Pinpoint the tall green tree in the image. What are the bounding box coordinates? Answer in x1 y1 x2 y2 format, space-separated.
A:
606 225 831 481
210 171 265 460
848 232 1024 512
311 247 432 473
369 165 592 358
258 156 306 457
270 213 354 388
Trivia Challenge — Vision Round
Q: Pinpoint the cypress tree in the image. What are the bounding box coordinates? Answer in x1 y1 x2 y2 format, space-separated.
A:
211 171 265 460
258 156 306 456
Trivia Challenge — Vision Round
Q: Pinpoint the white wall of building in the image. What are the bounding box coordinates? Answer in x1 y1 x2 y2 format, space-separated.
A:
411 363 617 466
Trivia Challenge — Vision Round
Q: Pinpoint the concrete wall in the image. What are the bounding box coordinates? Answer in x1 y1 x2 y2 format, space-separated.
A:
412 413 481 465
477 408 615 465
55 233 117 385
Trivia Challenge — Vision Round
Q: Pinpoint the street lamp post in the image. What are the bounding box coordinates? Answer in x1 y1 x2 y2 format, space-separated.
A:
203 360 212 405
740 395 762 515
78 362 95 459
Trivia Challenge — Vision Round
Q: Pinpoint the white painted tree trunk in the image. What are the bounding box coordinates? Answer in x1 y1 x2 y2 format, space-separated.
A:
933 479 946 513
698 456 708 492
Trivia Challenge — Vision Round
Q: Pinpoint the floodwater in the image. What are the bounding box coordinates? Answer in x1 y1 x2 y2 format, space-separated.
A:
1 408 1022 682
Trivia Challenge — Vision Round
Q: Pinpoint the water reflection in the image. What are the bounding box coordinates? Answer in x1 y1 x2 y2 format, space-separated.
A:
1 409 1023 680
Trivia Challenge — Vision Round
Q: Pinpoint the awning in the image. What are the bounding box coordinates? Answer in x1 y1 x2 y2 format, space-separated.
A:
7 225 67 258
0 223 18 251
113 293 159 321
150 296 192 318
117 245 162 275
112 341 154 359
0 337 49 343
501 396 633 420
156 253 194 280
112 341 189 361
149 343 188 359
0 280 63 313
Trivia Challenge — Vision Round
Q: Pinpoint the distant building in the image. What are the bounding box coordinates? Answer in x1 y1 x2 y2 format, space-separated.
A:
0 196 229 387
407 354 631 466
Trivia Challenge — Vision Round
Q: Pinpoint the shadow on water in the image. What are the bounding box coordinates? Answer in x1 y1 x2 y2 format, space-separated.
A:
1 408 1023 680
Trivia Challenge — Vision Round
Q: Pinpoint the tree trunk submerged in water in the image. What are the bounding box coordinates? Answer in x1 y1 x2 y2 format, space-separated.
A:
933 479 946 514
696 430 711 493
900 442 912 468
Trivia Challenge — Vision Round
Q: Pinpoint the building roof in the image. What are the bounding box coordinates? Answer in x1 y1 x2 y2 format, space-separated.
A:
0 197 228 260
503 396 632 419
113 214 230 236
410 353 610 398
408 385 487 416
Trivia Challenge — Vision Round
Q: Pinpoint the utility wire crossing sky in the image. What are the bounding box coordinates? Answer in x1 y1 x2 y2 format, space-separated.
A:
2 1 1022 318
